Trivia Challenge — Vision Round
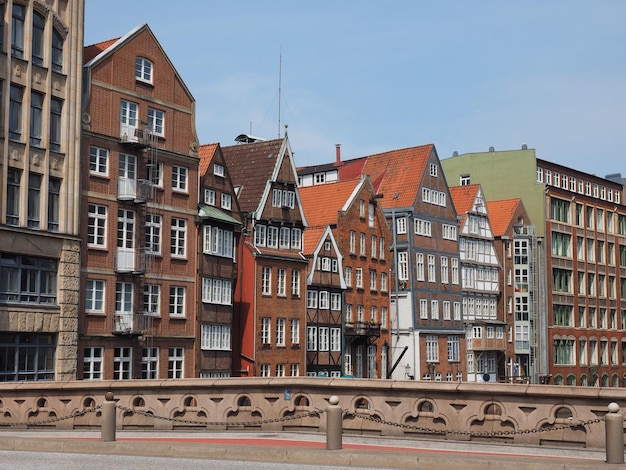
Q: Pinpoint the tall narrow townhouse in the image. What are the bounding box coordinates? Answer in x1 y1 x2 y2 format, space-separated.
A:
442 147 626 387
80 24 200 380
0 0 84 381
301 226 345 377
222 134 307 377
298 144 465 381
300 176 391 378
449 185 502 382
197 143 242 377
486 198 538 382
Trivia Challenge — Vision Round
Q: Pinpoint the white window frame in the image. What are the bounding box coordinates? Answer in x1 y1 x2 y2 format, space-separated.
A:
170 217 187 258
148 107 164 136
88 203 107 248
169 286 186 317
221 193 232 210
89 146 109 176
291 270 301 296
262 267 272 295
85 279 105 313
135 57 153 84
172 166 188 193
168 347 184 379
204 189 216 206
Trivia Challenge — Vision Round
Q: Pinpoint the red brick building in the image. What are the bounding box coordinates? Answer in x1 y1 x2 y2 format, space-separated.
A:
486 198 535 382
197 144 242 377
80 25 199 379
222 134 307 377
300 144 464 381
300 176 391 378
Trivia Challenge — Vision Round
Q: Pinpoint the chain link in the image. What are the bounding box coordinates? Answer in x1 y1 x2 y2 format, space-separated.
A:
115 405 323 427
4 405 102 428
1 404 607 439
346 411 604 438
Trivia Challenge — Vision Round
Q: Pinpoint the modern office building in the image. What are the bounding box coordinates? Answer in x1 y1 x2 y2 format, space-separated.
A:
442 147 626 386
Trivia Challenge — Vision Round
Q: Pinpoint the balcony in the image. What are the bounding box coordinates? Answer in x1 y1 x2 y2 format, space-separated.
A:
345 321 381 338
115 248 146 274
118 177 137 201
112 312 146 336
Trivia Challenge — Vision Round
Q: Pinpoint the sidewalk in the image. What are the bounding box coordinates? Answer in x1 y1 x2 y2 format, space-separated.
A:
0 429 620 469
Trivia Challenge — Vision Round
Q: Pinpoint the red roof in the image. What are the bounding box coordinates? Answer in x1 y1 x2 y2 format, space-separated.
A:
302 226 327 255
486 198 522 237
198 143 219 176
449 184 481 226
83 38 119 64
359 144 434 209
299 179 362 228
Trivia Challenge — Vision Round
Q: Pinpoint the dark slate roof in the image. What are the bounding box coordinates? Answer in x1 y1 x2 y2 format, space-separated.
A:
221 138 284 214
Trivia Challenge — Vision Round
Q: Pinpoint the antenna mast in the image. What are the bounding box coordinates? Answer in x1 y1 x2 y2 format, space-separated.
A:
278 46 282 138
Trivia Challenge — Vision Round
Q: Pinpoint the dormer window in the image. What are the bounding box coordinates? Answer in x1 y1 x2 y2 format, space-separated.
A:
214 164 224 177
135 57 153 84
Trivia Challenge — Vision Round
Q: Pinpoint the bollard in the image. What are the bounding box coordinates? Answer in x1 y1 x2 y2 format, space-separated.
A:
605 402 624 464
326 395 342 450
101 391 116 442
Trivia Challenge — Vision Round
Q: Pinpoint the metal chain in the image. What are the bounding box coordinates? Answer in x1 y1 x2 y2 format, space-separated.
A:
1 404 607 439
115 405 323 427
5 405 102 428
346 411 604 438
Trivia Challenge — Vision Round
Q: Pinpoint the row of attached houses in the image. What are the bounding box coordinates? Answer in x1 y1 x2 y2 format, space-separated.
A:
2 5 625 385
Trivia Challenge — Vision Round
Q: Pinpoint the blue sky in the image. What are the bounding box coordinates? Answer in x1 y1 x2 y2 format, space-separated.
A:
85 1 626 178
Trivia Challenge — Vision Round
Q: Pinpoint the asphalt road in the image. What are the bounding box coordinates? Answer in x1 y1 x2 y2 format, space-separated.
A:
0 450 373 470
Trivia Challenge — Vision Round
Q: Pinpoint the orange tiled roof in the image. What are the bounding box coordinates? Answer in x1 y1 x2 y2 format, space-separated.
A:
83 38 119 64
302 226 327 255
449 184 481 226
359 144 434 209
299 179 362 228
487 198 522 237
198 143 219 176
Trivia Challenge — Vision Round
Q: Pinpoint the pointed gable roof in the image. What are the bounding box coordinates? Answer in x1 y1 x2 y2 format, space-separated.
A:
221 138 284 213
299 178 364 228
83 38 119 63
359 144 434 209
449 184 481 226
302 226 327 256
198 143 219 176
487 198 524 237
83 23 194 100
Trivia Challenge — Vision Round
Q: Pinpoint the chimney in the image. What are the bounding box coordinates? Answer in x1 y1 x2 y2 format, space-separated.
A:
335 144 341 166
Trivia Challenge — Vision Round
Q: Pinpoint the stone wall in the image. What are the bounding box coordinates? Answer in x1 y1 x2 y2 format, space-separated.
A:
0 377 622 448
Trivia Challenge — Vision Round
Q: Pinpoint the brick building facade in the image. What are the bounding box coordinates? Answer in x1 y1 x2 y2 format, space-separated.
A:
80 24 199 379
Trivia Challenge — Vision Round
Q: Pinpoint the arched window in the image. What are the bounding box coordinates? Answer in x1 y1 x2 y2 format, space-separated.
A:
32 11 46 66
